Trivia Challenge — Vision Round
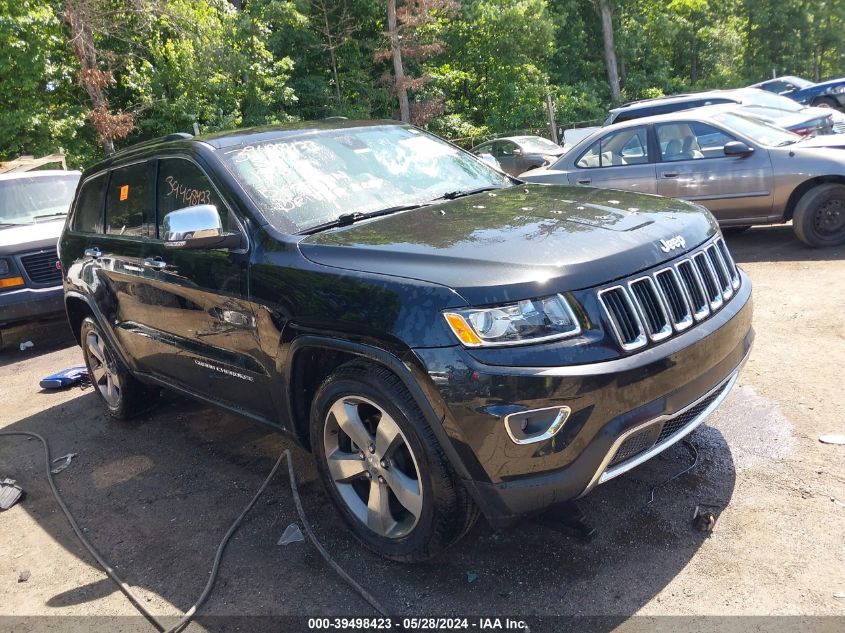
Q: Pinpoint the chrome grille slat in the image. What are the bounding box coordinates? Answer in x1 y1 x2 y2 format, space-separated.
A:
600 237 741 351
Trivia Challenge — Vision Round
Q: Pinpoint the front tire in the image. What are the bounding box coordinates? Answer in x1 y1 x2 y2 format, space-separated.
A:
813 96 838 109
310 361 478 562
80 317 154 419
793 183 845 247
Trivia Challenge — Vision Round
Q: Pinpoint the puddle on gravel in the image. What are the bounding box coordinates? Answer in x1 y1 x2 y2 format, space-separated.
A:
698 384 797 471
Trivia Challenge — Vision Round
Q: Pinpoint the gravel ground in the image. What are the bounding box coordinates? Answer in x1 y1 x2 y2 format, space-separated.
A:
0 224 843 632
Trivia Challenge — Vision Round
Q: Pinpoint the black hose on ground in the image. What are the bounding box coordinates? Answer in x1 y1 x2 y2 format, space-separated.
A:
0 432 388 632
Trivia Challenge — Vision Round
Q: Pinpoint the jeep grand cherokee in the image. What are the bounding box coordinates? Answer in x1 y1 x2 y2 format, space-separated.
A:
59 121 753 561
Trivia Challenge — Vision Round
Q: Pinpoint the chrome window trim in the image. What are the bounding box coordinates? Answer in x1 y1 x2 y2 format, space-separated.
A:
653 266 694 332
577 351 749 499
598 285 648 351
627 275 672 342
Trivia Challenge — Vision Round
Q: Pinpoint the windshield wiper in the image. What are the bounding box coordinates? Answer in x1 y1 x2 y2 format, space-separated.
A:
436 186 503 201
33 212 68 220
299 203 430 235
776 139 798 147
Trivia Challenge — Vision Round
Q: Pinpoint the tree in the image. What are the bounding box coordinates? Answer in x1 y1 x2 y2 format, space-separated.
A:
595 0 621 102
375 0 458 124
310 0 358 102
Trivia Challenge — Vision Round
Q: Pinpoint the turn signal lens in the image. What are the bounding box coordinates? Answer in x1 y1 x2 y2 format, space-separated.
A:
443 313 483 346
0 276 25 290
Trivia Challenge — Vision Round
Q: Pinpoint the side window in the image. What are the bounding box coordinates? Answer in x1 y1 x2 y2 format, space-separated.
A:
72 174 106 233
576 126 649 168
105 163 153 237
474 143 492 155
657 122 735 161
156 158 228 237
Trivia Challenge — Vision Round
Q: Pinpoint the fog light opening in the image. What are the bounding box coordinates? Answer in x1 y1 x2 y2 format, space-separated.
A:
504 406 572 445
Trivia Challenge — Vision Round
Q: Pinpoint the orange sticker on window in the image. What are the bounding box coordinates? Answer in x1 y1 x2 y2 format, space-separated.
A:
119 185 129 201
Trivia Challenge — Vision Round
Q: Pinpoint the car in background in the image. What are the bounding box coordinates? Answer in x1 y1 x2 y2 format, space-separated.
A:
750 75 845 109
0 170 80 333
470 135 565 176
605 88 835 136
560 126 600 152
522 105 845 248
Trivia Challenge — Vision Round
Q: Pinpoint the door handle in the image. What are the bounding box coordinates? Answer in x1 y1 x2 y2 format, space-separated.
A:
142 257 168 270
84 247 101 259
661 171 680 178
577 178 592 185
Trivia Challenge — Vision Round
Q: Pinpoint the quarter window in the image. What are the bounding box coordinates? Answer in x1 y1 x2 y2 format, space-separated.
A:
657 122 736 161
156 159 227 237
73 174 106 233
105 163 153 237
576 126 649 168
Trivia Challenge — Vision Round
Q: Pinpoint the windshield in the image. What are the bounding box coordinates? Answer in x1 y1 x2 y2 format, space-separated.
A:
741 91 803 112
514 136 561 153
0 174 79 225
712 111 801 146
217 125 511 233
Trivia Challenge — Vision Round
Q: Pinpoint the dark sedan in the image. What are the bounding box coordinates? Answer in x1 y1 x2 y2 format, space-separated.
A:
470 135 565 176
751 75 845 109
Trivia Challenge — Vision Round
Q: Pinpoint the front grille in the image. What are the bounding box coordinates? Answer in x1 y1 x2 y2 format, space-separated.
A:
598 286 646 350
609 427 658 467
599 237 740 351
20 250 61 284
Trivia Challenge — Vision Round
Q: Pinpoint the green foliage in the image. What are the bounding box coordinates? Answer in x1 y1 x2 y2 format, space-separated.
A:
4 0 845 169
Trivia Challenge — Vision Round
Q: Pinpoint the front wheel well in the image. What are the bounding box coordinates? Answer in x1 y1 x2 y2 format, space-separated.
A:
784 176 845 221
65 297 94 346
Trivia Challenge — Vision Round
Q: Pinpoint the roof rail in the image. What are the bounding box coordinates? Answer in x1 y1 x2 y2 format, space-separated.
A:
114 132 194 156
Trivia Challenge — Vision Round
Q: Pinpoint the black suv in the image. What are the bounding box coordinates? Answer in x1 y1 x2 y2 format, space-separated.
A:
60 121 753 561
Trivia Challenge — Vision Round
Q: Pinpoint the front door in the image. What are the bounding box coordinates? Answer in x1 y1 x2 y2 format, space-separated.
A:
131 157 275 419
654 121 774 222
567 124 658 194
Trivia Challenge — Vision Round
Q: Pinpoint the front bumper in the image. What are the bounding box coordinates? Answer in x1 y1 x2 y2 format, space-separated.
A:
414 271 753 526
0 285 64 327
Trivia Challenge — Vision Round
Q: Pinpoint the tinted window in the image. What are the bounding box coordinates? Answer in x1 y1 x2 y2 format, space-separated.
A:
106 163 152 237
156 158 227 237
576 126 650 168
657 122 736 161
72 174 106 233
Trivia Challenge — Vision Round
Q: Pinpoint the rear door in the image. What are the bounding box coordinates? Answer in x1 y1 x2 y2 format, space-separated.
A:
654 121 773 222
134 156 275 419
568 125 657 193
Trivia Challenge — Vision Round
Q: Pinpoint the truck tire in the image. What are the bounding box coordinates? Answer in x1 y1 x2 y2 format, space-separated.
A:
310 360 479 562
792 183 845 247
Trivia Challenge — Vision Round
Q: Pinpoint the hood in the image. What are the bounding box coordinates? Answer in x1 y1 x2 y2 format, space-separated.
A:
299 185 718 305
807 78 845 91
0 220 64 256
793 135 845 150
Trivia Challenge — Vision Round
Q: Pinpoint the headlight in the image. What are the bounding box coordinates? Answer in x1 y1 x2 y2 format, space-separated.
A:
829 85 845 95
443 294 581 347
0 258 10 276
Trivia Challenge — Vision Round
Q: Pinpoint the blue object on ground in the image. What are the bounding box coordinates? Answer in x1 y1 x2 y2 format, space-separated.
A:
40 366 89 390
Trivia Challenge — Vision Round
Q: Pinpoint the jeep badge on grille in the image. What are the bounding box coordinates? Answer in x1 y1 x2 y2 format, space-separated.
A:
659 236 686 253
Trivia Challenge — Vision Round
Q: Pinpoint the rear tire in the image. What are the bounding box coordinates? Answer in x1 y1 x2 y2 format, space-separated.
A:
80 317 155 419
792 183 845 247
310 360 479 562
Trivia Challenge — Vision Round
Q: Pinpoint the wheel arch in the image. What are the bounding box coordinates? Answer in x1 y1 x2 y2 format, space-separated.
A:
65 293 95 346
784 175 845 221
284 336 475 484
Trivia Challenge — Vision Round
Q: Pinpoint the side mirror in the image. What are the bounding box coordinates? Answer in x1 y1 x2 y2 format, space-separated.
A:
723 141 755 157
512 148 523 156
162 205 243 250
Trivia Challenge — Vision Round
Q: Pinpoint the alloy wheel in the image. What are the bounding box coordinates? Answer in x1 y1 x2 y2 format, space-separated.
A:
323 395 423 539
86 330 122 407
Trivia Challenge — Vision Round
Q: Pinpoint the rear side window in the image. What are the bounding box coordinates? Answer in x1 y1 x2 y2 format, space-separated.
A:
156 158 228 237
106 162 153 237
72 174 106 233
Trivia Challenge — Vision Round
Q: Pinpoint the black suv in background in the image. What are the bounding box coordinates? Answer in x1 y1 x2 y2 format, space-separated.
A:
60 121 753 561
